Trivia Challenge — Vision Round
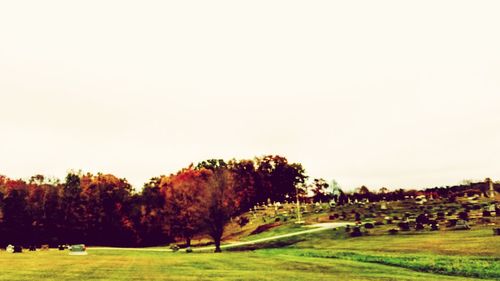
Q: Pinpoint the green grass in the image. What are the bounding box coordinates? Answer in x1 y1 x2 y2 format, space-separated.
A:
0 221 498 280
292 226 500 256
231 225 500 279
259 249 500 280
0 249 486 281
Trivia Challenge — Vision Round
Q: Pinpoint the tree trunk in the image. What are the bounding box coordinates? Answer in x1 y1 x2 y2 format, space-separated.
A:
186 237 191 248
214 238 221 253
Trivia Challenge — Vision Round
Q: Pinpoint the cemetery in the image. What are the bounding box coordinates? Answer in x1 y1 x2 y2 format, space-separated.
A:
0 190 498 280
2 0 500 279
0 163 498 280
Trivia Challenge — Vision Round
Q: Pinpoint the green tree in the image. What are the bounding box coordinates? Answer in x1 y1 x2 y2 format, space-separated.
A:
255 155 307 203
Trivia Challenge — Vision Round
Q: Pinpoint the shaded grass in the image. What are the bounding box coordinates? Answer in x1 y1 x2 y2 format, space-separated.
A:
241 223 304 241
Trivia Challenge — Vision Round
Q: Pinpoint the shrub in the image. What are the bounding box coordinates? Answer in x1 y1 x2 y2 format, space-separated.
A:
430 223 439 231
446 219 457 227
350 227 362 237
458 211 469 221
388 228 398 235
416 214 429 224
238 216 250 227
398 222 410 231
250 222 281 235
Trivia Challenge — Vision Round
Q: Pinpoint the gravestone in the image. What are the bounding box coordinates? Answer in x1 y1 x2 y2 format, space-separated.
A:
493 228 500 235
170 244 180 252
437 212 446 220
380 201 387 210
385 217 393 224
458 211 469 221
41 244 49 251
6 244 14 253
486 178 496 198
416 213 429 225
345 225 351 233
398 221 410 231
453 220 471 230
446 219 458 227
14 245 23 253
488 204 497 217
429 221 439 231
341 211 347 220
415 223 425 231
69 244 88 255
354 212 361 222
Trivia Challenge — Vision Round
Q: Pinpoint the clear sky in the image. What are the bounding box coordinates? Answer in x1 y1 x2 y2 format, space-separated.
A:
1 1 499 191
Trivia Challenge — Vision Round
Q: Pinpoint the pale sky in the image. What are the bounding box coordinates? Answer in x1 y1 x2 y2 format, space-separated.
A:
1 1 499 191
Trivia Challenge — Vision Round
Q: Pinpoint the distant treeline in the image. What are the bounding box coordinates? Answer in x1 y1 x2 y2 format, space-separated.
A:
0 155 497 249
342 180 499 203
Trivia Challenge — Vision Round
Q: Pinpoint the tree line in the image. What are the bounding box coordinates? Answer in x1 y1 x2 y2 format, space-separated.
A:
1 154 496 250
0 155 306 250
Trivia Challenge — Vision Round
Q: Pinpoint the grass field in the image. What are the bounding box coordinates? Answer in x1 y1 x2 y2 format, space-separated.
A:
0 226 498 280
0 249 491 281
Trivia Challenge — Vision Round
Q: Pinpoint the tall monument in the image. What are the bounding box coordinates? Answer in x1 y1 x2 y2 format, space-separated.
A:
486 178 496 198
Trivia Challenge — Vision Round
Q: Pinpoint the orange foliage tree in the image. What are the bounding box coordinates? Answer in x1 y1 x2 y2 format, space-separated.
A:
160 167 210 248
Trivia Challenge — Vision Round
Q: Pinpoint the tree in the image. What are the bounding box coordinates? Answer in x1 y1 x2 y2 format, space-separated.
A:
204 168 239 253
80 173 135 246
133 177 168 246
255 155 307 203
61 172 84 244
358 185 370 195
1 179 30 245
161 168 209 248
227 159 257 212
196 159 227 170
310 178 330 202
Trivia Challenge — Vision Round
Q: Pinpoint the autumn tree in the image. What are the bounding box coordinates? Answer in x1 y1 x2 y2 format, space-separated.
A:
60 172 85 244
134 177 168 246
227 159 257 212
204 168 239 253
1 179 30 245
80 173 135 246
161 167 209 248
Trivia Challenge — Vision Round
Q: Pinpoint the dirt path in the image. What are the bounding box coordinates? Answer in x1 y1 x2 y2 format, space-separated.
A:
89 222 353 252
